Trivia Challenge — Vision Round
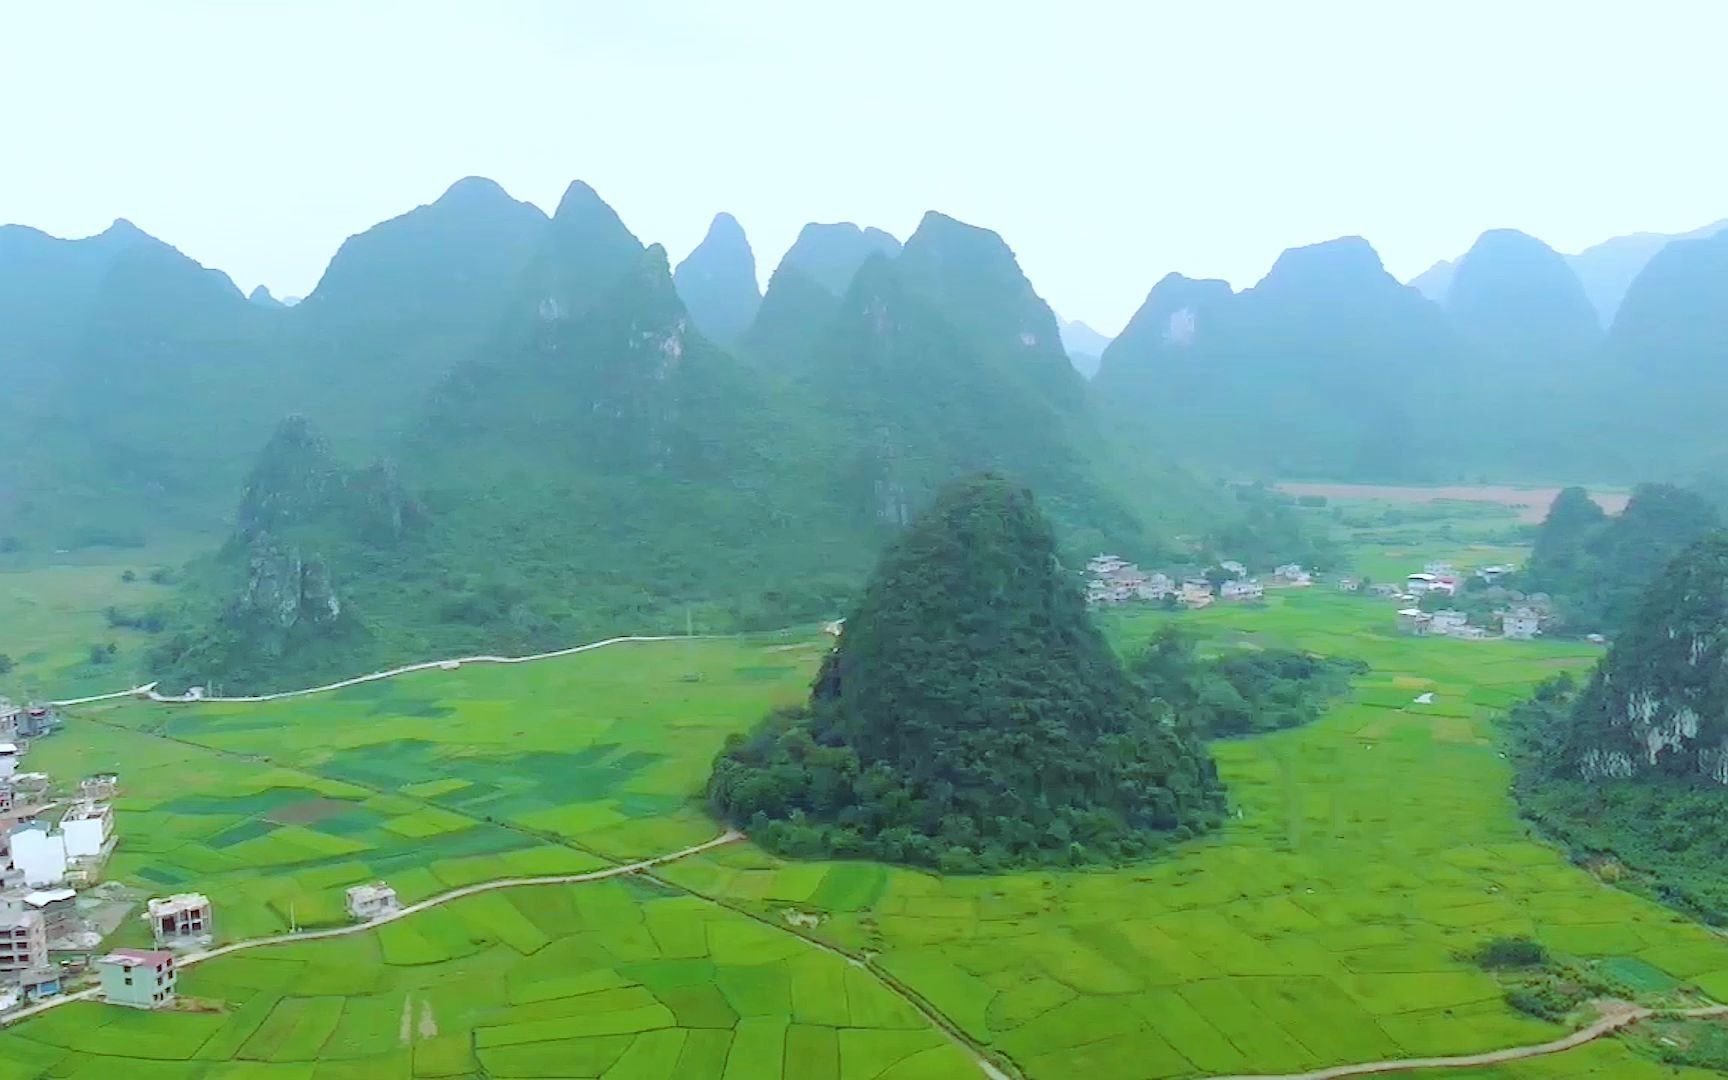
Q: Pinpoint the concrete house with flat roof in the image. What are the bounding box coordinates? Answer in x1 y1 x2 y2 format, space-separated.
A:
147 893 212 943
97 948 176 1009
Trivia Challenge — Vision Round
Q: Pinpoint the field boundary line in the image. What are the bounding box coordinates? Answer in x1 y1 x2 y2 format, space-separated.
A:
0 829 744 1030
1212 1002 1728 1079
642 865 1016 1080
48 626 822 708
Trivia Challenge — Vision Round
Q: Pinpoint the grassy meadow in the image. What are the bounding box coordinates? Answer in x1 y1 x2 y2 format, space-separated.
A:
4 490 1727 1078
0 541 202 699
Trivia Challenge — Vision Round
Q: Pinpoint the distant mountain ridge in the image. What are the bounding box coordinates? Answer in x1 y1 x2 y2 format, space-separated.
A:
1408 218 1728 326
1058 318 1112 378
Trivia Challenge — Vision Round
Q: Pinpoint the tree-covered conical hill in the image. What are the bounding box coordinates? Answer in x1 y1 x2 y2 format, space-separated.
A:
708 473 1224 871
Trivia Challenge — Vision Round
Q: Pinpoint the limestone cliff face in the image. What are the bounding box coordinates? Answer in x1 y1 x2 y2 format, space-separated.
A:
219 416 421 652
1564 534 1728 783
234 535 343 653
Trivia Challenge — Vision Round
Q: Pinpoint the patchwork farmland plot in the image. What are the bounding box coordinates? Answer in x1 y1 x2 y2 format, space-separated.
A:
22 634 824 940
662 591 1728 1078
8 506 1728 1078
0 877 974 1078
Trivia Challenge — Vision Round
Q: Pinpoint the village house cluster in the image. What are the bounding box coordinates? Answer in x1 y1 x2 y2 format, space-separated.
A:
1376 562 1545 641
0 697 85 1008
1084 555 1313 610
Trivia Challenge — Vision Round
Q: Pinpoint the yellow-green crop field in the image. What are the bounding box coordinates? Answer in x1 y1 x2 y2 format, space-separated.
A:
4 499 1727 1078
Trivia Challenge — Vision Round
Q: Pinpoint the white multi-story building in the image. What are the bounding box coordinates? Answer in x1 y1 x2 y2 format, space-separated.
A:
9 824 67 886
60 801 113 859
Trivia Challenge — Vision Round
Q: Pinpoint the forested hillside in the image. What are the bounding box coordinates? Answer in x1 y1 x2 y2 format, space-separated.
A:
126 182 1227 691
708 474 1225 870
1510 535 1728 920
1520 484 1719 636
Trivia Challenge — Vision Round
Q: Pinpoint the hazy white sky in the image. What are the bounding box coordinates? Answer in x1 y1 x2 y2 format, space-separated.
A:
4 2 1725 332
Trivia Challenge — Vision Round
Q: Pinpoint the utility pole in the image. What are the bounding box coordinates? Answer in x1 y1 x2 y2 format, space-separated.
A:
686 606 694 637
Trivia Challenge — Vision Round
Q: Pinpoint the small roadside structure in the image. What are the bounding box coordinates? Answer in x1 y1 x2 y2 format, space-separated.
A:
1337 577 1360 592
18 966 61 1001
1501 608 1540 640
17 705 60 739
345 882 399 921
146 893 212 944
96 948 176 1009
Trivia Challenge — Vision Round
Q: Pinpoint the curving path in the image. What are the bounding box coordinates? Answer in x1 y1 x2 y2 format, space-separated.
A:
0 830 743 1030
1213 1001 1728 1079
48 633 718 708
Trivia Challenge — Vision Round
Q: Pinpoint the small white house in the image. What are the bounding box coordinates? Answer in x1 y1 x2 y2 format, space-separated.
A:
345 882 400 921
1405 573 1437 594
1220 579 1263 601
0 743 18 781
1219 560 1247 577
1274 563 1312 585
1502 608 1540 641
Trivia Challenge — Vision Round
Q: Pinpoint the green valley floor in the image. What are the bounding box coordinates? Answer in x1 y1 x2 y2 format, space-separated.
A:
5 532 1728 1075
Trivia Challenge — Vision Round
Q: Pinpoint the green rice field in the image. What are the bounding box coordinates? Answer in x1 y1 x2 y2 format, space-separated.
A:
23 634 827 942
5 494 1727 1077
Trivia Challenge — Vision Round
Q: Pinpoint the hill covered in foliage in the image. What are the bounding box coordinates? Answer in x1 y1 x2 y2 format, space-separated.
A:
1519 484 1719 636
707 475 1225 871
1509 534 1728 920
134 182 1235 692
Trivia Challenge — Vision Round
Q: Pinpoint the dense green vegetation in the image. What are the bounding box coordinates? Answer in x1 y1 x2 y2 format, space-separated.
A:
1129 624 1365 737
8 183 1236 693
708 476 1224 870
14 506 1728 1078
1519 483 1718 635
1508 534 1728 923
